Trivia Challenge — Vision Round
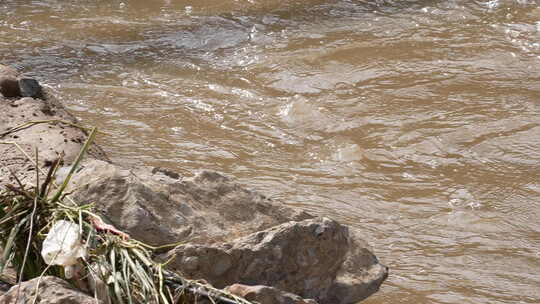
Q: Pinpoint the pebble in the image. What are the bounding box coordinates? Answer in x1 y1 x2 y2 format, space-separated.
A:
19 78 43 99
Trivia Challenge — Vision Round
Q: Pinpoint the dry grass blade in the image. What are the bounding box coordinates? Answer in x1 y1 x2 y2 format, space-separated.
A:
0 119 107 139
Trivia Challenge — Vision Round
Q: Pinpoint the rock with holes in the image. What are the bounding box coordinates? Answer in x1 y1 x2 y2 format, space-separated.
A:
161 217 388 304
0 276 102 304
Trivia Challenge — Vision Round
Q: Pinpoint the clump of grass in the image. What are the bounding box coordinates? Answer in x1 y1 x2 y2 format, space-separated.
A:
0 122 253 304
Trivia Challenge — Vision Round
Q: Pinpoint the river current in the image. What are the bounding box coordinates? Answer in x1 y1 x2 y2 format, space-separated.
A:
2 0 540 303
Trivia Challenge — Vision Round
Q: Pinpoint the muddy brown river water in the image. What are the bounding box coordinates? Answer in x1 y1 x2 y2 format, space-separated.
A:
2 0 540 303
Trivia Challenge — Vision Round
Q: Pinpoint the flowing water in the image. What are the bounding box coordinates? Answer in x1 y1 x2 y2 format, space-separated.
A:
2 0 540 303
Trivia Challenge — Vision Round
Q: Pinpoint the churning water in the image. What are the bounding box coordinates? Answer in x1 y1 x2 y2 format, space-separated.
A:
2 0 539 303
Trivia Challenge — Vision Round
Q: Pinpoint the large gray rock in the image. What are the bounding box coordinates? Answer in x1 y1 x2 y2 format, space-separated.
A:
225 283 319 304
161 217 387 304
0 276 102 304
66 159 312 246
65 160 387 303
163 217 347 297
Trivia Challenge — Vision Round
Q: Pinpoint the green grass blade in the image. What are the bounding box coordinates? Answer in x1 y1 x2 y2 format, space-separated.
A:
50 127 97 204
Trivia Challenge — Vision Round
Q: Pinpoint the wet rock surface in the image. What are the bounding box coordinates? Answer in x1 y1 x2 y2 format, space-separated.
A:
0 276 102 304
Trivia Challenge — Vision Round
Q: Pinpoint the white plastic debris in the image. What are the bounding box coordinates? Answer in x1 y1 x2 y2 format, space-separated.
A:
41 220 86 278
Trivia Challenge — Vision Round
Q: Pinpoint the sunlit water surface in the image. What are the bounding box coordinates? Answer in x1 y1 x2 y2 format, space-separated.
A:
2 0 540 303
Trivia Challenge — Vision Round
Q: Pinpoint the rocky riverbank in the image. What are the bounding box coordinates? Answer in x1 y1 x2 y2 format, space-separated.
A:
0 65 388 304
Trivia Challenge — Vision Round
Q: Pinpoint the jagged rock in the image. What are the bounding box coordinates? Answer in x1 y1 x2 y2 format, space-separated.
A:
0 276 102 304
64 159 387 303
161 217 387 304
326 229 388 303
225 284 319 304
163 217 347 299
65 159 312 246
0 91 108 188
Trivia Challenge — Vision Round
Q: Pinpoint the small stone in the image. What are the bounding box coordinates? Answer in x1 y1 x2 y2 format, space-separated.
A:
19 78 43 99
0 76 21 98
